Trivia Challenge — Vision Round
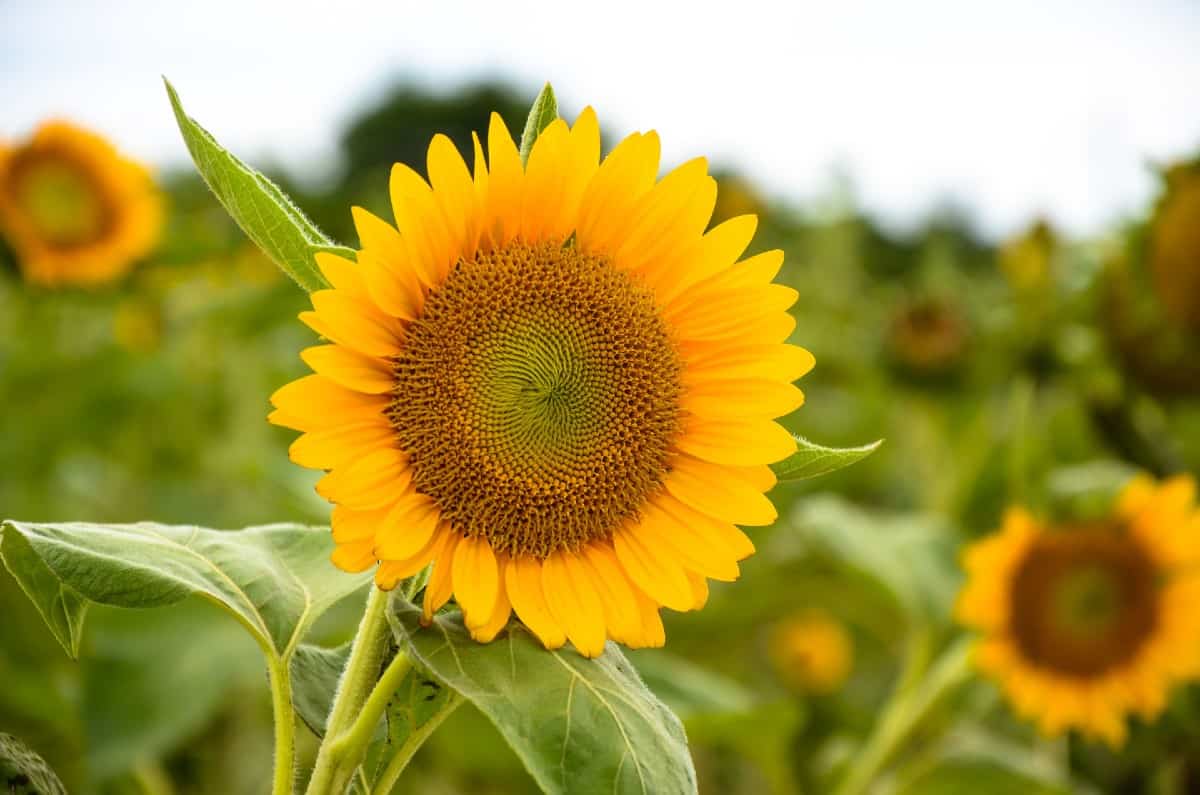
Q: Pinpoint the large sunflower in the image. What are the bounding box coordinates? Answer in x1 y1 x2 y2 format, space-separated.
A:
0 121 162 286
270 109 812 656
957 475 1200 746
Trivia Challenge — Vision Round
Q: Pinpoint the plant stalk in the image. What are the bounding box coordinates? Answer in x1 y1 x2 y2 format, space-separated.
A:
372 693 463 795
305 586 396 795
267 656 297 795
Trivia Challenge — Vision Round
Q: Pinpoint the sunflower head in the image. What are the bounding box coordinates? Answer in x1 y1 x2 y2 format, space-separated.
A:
768 610 853 694
0 121 162 287
885 295 969 378
270 108 813 656
957 475 1200 746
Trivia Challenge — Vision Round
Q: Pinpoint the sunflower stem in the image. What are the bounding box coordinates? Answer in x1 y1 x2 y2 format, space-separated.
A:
306 586 394 795
833 637 972 795
371 692 463 795
267 656 297 795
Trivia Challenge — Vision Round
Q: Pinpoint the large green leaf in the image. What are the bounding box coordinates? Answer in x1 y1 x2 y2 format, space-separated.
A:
772 436 882 481
164 79 353 292
519 82 559 166
0 521 371 661
0 733 66 795
390 600 697 795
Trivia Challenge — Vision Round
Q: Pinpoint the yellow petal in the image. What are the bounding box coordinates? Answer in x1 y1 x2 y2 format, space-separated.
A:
581 543 642 643
659 493 756 560
615 158 714 279
315 447 410 509
453 534 500 629
686 571 710 610
331 539 377 573
612 526 694 612
684 343 815 385
631 591 666 648
656 214 758 304
676 417 797 466
357 248 423 321
682 379 805 421
667 285 798 340
637 502 740 581
422 531 460 623
288 421 395 470
542 550 607 658
505 557 566 649
520 119 571 241
665 455 778 526
470 579 512 643
352 207 407 268
304 289 404 357
269 374 388 432
389 163 449 286
375 523 449 589
313 251 369 298
485 112 524 247
427 133 476 260
372 492 441 560
301 344 395 395
332 503 389 544
576 131 660 256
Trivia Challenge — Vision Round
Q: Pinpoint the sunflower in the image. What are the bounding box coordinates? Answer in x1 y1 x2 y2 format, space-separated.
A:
270 109 811 657
0 121 162 286
957 475 1200 746
768 610 853 694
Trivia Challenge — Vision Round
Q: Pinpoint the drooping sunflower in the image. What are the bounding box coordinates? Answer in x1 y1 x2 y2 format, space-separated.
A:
767 610 853 694
0 121 162 286
957 475 1200 746
271 109 812 656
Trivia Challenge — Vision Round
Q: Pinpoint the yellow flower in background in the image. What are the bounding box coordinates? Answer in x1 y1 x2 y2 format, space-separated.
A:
768 611 853 694
1149 162 1200 331
0 121 162 287
957 475 1200 746
998 218 1056 292
270 110 812 656
886 296 969 376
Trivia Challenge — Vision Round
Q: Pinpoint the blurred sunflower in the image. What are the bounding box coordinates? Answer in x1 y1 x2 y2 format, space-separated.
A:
271 109 811 656
768 611 853 694
1148 161 1200 331
0 121 162 286
885 295 969 377
957 475 1200 746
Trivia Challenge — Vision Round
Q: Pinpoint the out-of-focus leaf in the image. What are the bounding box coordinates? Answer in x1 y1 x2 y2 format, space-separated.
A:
896 759 1073 795
164 79 350 292
390 599 698 795
83 599 261 780
783 496 959 622
519 83 558 166
898 726 1078 795
772 437 883 481
0 521 371 662
627 649 755 719
686 701 804 795
0 732 67 795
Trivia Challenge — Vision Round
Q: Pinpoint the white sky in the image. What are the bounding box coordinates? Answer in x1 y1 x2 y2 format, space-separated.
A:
2 0 1199 240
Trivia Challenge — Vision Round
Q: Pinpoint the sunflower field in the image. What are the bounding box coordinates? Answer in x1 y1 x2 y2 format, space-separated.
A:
2 61 1200 795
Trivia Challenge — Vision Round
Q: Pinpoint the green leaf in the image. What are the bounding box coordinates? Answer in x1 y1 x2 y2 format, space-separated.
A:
626 649 754 719
519 83 559 166
0 529 89 658
786 496 960 622
0 733 67 795
0 521 371 662
164 78 349 292
291 642 352 738
897 759 1073 795
771 436 882 481
390 599 697 795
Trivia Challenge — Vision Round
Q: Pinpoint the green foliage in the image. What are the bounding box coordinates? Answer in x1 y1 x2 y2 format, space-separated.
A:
164 79 351 292
519 83 559 166
0 732 66 795
772 436 883 481
390 599 698 795
0 521 370 662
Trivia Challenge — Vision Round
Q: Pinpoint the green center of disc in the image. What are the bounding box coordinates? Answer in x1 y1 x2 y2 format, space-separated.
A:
10 155 108 247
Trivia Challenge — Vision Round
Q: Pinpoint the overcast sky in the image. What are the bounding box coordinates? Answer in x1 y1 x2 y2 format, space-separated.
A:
3 0 1199 240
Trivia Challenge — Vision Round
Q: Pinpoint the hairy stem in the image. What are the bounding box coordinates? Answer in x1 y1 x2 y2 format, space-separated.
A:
267 656 297 795
306 587 394 795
